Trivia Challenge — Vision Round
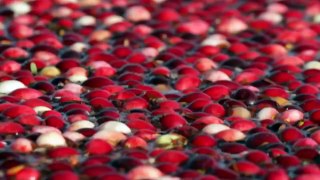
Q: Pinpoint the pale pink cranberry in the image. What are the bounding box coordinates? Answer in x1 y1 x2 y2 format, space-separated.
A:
11 14 35 25
78 0 102 7
87 61 111 69
280 109 304 124
141 47 159 58
63 131 86 143
89 30 111 42
267 3 288 13
99 121 132 134
202 124 230 135
256 107 279 120
0 80 26 94
8 1 31 16
125 6 151 22
127 165 163 180
132 24 153 36
70 42 88 53
177 19 210 35
242 85 260 93
63 83 84 95
215 129 246 142
36 131 67 147
306 3 320 16
65 67 88 83
76 15 96 26
304 61 320 70
201 34 230 47
31 51 61 66
11 138 33 153
102 14 123 26
231 106 251 119
93 130 127 146
194 58 217 72
32 125 61 134
218 18 248 34
204 70 231 82
68 120 95 132
259 11 283 24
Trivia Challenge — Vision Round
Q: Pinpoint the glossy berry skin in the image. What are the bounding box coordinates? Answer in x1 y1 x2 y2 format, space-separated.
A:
0 1 320 180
